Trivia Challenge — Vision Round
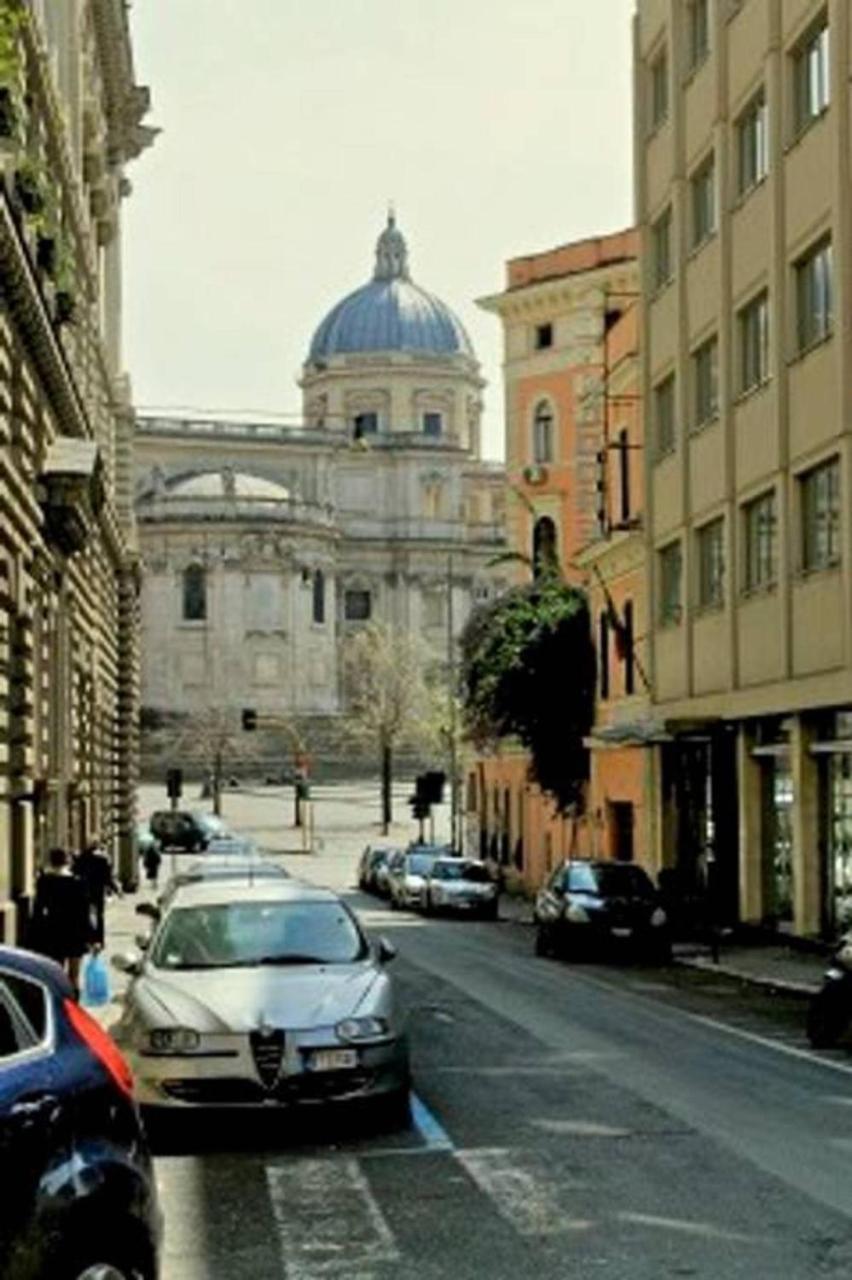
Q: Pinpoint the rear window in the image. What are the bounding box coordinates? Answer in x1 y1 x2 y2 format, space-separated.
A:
407 854 436 875
0 972 48 1056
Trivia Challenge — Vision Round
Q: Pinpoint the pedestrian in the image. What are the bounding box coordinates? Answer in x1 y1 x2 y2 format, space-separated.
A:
30 847 91 996
142 841 162 888
74 838 121 947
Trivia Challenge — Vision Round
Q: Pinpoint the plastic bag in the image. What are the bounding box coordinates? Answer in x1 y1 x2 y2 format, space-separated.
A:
82 950 111 1007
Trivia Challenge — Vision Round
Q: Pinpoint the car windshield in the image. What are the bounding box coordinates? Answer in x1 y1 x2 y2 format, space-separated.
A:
567 864 654 897
407 853 436 876
150 900 366 969
434 861 490 882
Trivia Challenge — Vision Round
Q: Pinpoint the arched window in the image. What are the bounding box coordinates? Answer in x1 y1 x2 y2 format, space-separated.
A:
182 564 206 621
533 402 554 464
532 516 558 578
312 569 325 625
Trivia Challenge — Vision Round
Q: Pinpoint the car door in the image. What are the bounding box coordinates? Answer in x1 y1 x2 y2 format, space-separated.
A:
0 968 58 1273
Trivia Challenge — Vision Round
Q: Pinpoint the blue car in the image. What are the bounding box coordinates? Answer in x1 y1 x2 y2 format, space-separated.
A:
0 946 161 1279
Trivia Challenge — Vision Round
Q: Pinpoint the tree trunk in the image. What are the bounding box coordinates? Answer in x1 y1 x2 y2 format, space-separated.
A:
381 740 392 834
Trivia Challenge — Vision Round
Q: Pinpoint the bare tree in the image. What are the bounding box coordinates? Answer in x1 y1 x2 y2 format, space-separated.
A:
161 707 259 816
340 623 435 833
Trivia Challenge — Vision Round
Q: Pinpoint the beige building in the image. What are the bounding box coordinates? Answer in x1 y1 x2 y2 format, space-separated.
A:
0 0 154 938
636 0 852 937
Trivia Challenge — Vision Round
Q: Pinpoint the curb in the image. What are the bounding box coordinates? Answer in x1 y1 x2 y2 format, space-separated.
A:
674 953 820 997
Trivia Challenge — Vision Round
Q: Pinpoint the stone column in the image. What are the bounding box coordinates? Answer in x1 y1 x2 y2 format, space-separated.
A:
737 723 764 925
790 713 822 937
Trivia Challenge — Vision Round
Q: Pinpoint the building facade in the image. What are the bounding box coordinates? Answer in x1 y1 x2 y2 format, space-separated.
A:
636 0 852 937
0 0 154 937
467 231 640 891
134 216 505 755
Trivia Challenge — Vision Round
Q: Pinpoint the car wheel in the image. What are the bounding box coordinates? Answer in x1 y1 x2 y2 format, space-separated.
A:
74 1267 136 1280
375 1087 411 1131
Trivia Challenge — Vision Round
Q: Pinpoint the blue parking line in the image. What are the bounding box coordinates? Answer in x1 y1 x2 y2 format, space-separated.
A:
409 1092 454 1152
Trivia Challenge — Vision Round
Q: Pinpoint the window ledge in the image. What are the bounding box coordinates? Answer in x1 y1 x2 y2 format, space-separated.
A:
650 277 674 303
177 620 207 629
733 376 771 407
658 615 682 631
683 51 710 88
647 114 670 142
731 173 768 214
687 229 717 260
788 328 833 367
785 106 829 156
653 444 677 466
689 412 720 438
740 580 778 602
695 600 725 618
795 559 841 583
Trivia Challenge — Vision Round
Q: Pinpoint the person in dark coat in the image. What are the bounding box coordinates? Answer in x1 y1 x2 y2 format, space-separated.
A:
30 847 91 994
74 840 120 947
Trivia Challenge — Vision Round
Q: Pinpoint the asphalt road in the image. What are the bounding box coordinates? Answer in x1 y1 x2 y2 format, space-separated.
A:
151 886 852 1280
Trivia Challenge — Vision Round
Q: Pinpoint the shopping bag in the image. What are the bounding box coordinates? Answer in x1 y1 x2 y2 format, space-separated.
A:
82 950 111 1007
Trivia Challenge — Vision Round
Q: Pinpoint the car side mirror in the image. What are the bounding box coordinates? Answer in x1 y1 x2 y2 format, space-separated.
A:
134 933 151 951
135 902 160 921
111 951 142 976
377 937 396 965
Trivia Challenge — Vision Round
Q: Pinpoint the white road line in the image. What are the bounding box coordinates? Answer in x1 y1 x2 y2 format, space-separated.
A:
266 1158 399 1279
456 1148 592 1236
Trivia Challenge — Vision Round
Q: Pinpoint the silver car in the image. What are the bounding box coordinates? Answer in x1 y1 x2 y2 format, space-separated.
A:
421 858 499 919
388 849 440 909
112 881 410 1119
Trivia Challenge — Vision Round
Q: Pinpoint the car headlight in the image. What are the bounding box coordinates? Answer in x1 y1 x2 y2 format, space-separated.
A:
650 907 667 928
336 1016 389 1042
147 1027 201 1054
566 902 590 924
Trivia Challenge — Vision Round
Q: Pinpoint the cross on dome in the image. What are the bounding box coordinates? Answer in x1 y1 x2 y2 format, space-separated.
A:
373 210 410 282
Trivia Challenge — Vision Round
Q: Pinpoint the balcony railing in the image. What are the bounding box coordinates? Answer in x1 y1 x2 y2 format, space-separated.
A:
136 494 337 529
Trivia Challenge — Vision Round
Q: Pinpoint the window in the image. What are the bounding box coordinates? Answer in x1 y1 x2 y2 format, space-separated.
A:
691 154 716 247
532 516 558 578
737 92 768 194
652 207 672 290
687 0 709 71
796 238 833 352
650 48 668 129
793 17 829 134
532 402 553 464
697 518 725 609
801 457 840 572
599 611 610 701
312 569 325 624
534 322 553 350
738 290 769 392
423 412 443 438
353 412 378 440
692 335 719 429
658 541 682 626
344 589 371 621
423 591 445 629
182 564 206 621
0 972 46 1057
617 428 631 523
654 373 676 458
744 490 777 591
623 600 635 695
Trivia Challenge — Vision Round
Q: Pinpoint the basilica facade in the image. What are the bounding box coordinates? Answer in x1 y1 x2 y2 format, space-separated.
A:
134 216 506 746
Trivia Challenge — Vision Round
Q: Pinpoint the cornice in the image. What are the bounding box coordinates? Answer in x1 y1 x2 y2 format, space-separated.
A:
477 261 639 322
90 0 158 164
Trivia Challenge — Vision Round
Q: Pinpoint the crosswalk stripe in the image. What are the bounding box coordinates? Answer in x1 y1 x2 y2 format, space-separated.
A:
267 1158 399 1279
457 1148 592 1236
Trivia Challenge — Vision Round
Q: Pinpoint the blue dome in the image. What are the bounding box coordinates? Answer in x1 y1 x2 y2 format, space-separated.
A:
308 215 474 362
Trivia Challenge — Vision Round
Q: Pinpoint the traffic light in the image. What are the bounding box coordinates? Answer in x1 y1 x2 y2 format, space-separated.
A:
241 708 258 732
166 767 182 799
409 796 430 821
421 771 446 805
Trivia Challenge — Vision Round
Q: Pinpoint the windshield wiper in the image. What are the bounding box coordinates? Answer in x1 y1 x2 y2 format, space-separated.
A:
257 953 328 966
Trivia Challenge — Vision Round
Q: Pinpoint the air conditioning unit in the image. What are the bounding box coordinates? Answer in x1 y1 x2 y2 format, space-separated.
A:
523 464 548 485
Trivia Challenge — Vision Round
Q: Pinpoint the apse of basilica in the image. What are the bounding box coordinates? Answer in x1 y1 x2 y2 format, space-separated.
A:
134 215 506 726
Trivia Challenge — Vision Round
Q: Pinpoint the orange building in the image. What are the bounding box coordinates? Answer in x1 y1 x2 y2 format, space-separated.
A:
467 229 643 893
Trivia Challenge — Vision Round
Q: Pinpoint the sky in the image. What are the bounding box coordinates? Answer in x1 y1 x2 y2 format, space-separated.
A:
123 0 636 460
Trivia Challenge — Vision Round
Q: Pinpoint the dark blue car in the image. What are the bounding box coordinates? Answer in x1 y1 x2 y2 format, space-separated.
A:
0 946 161 1280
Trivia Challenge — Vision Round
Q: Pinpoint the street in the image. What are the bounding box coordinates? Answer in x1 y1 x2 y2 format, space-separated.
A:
133 782 852 1279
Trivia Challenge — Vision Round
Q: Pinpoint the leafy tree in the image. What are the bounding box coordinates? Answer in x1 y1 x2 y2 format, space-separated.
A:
459 576 595 811
340 623 435 833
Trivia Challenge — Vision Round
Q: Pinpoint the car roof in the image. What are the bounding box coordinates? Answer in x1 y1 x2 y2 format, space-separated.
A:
433 857 484 868
162 879 340 908
0 945 73 990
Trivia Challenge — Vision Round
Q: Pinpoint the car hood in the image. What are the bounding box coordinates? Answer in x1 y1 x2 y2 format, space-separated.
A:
134 962 382 1033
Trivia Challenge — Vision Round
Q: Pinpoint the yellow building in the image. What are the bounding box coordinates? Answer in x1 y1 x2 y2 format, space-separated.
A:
636 0 852 937
0 1 154 939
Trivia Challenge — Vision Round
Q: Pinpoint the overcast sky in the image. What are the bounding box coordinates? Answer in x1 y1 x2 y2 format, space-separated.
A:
124 0 635 459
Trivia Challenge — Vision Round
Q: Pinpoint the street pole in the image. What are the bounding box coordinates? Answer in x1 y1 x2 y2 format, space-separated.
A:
447 554 458 854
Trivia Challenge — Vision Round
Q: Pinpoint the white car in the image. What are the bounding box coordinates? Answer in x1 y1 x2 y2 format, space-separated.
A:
421 858 499 919
112 881 410 1120
387 849 441 909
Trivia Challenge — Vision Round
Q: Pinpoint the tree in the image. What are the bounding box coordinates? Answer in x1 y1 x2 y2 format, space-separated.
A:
159 707 259 816
459 576 595 812
340 623 436 833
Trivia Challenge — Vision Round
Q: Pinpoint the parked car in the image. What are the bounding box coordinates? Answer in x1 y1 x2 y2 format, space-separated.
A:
190 810 229 841
149 809 210 852
534 860 671 961
0 946 162 1280
154 855 289 908
113 881 410 1122
203 834 258 858
357 846 400 895
422 858 499 919
388 849 442 910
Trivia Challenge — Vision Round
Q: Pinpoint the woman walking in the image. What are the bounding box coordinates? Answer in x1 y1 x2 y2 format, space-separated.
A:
30 847 91 996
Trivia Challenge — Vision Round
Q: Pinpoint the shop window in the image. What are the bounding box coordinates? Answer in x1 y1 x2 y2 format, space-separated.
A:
182 564 206 621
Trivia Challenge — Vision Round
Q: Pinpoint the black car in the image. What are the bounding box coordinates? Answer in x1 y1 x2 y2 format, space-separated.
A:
534 860 671 961
149 809 210 852
0 946 161 1279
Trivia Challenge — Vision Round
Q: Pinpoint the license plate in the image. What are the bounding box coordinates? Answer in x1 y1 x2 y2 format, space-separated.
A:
311 1049 358 1071
612 926 633 938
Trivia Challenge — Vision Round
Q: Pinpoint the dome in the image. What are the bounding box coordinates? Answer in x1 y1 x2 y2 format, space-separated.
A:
168 470 291 500
308 214 474 362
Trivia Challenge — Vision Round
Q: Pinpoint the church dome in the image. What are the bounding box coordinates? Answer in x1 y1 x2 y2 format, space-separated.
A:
308 214 474 362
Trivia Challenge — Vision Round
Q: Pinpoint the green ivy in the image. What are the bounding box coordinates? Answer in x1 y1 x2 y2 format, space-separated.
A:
0 3 26 141
460 574 596 811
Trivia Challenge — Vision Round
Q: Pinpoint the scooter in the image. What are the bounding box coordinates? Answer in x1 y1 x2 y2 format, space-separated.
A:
807 934 852 1048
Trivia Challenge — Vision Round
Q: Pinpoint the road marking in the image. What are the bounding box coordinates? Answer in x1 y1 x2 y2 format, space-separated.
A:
530 1118 632 1138
618 1211 762 1245
409 1091 454 1151
457 1148 592 1236
267 1158 399 1279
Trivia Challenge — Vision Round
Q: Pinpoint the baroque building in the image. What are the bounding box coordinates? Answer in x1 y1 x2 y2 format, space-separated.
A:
134 216 505 754
0 0 154 938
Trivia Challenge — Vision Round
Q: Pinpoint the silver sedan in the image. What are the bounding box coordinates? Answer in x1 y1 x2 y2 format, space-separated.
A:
421 858 499 919
112 881 410 1120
